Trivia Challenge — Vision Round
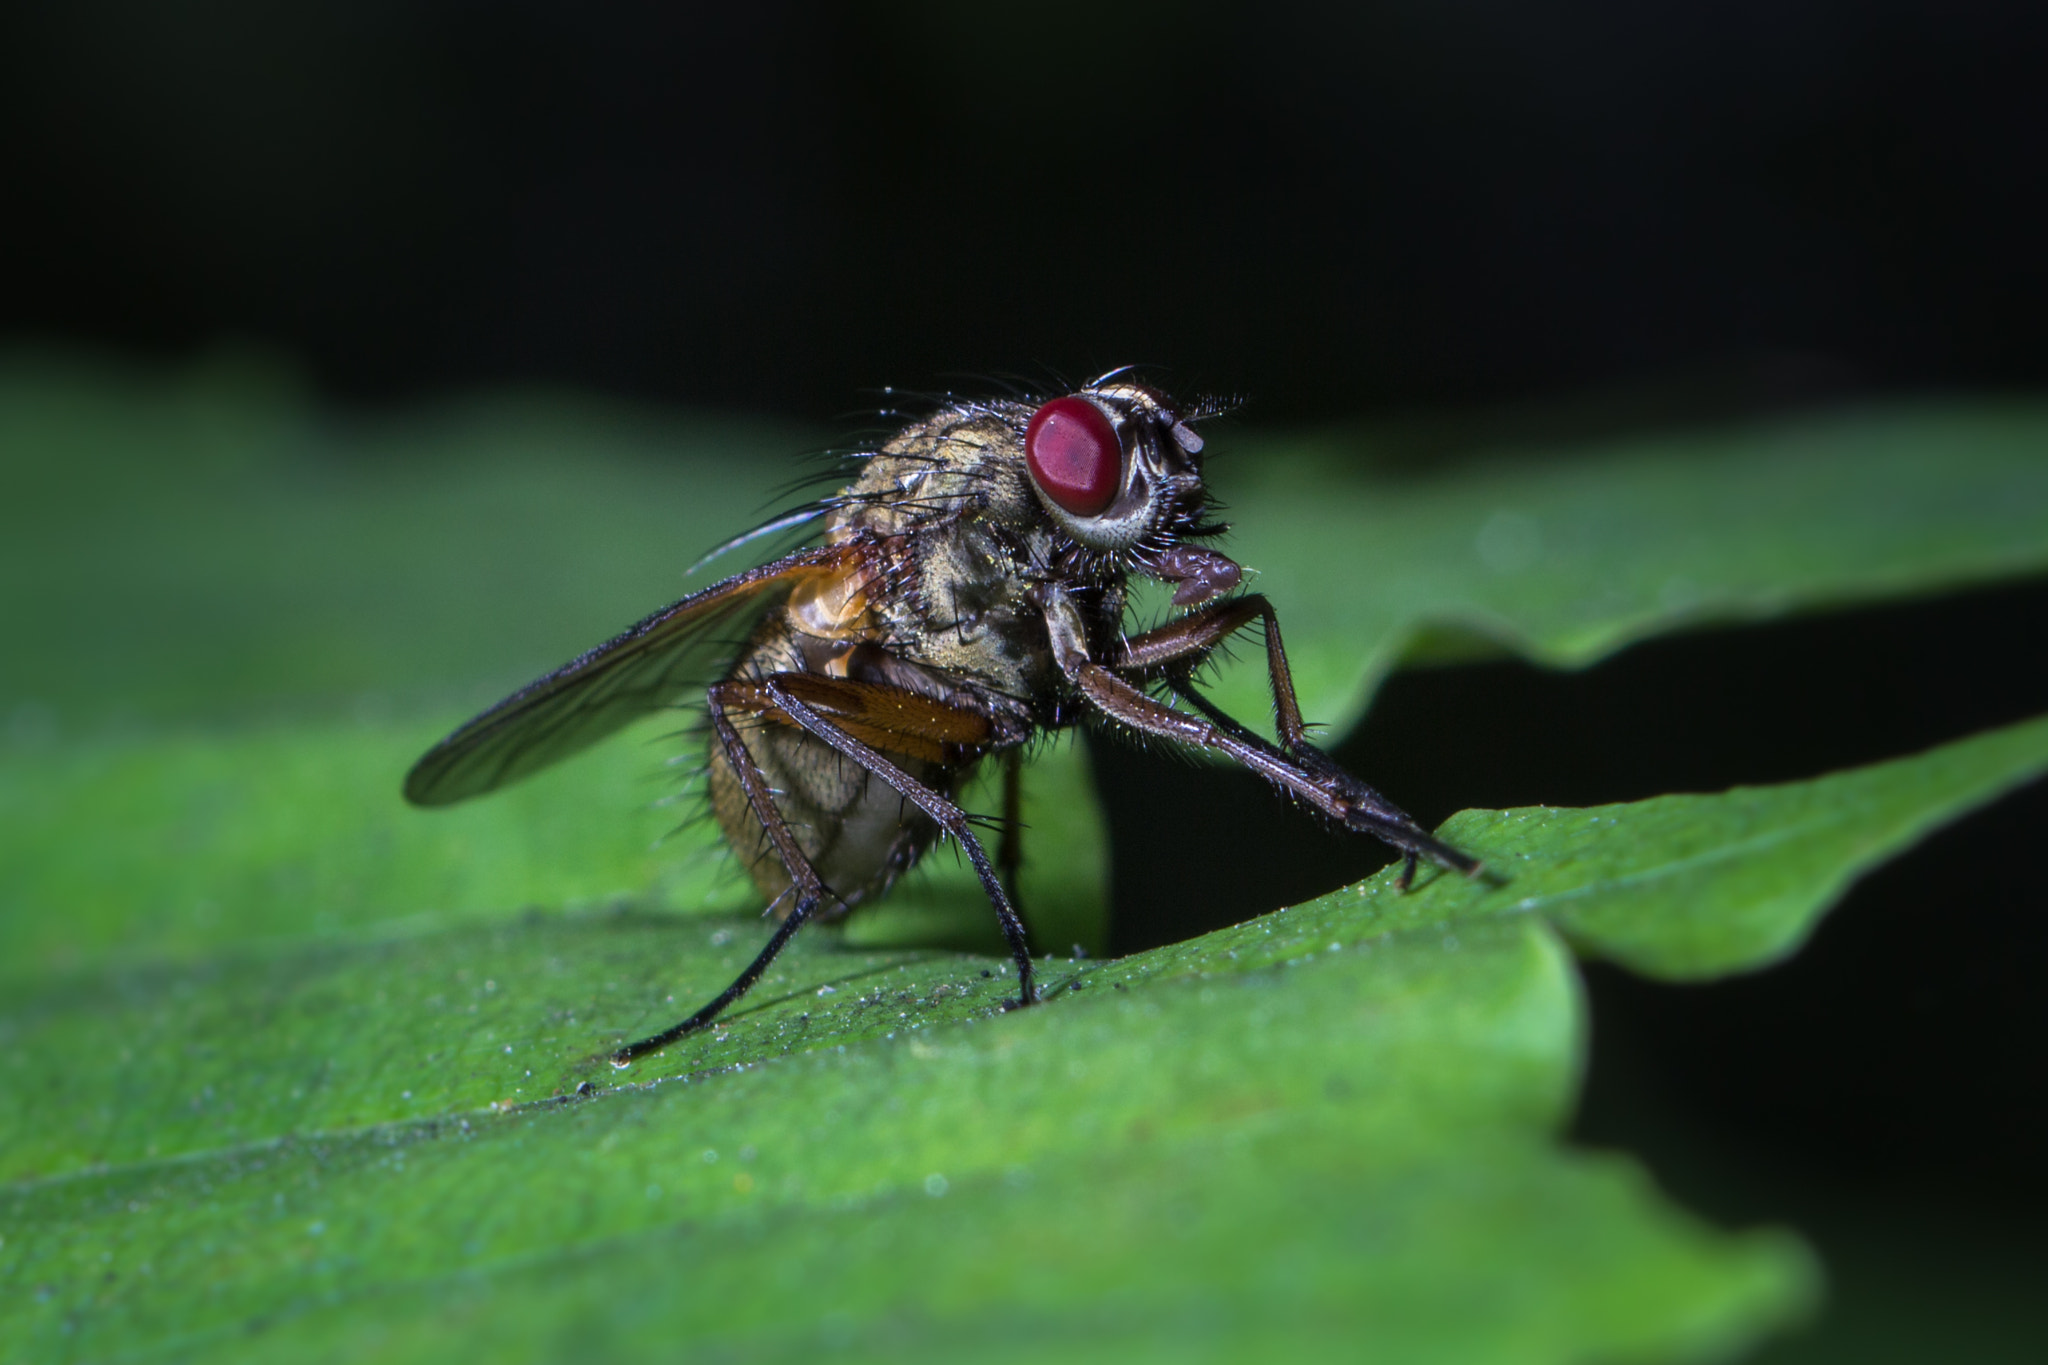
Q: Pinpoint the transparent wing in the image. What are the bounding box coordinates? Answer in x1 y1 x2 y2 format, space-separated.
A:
403 545 858 806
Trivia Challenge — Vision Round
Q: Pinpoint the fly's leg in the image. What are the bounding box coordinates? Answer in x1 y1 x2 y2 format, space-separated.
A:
612 905 816 1066
1093 662 1476 876
1062 589 1480 879
997 747 1025 916
762 673 1038 1009
1112 593 1313 750
1117 594 1398 826
1161 665 1438 886
1115 592 1447 885
611 682 835 1064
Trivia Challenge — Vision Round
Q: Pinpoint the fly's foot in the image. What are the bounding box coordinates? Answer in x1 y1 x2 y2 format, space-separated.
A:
1327 775 1484 882
1395 850 1420 890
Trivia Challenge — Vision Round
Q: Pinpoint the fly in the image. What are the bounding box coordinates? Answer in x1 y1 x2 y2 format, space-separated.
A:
403 375 1481 1064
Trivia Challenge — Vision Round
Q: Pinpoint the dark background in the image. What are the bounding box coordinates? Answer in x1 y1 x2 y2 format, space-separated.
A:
8 2 2046 1359
7 0 2046 420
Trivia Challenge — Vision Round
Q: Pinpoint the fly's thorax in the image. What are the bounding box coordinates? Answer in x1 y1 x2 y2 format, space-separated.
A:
795 409 1048 700
796 386 1220 708
830 409 1039 541
880 503 1068 702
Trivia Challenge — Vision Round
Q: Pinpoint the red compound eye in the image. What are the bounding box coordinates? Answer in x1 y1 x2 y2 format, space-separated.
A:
1025 397 1122 517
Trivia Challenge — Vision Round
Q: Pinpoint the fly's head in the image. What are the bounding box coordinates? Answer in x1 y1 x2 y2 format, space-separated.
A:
1018 378 1241 607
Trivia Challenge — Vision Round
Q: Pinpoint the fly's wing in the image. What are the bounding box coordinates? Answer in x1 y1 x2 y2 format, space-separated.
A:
403 545 858 807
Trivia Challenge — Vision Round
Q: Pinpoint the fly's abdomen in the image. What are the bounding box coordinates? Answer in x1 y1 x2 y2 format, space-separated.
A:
708 715 945 918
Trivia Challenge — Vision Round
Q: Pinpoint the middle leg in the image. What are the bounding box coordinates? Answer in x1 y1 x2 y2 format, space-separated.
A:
760 674 1039 1008
997 746 1026 915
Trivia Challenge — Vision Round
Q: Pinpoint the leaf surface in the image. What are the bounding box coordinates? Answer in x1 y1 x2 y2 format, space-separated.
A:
9 718 2048 1361
1210 404 2048 729
6 358 2046 1361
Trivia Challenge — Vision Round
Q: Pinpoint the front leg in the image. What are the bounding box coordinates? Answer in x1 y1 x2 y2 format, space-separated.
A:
1053 587 1480 881
1111 593 1312 752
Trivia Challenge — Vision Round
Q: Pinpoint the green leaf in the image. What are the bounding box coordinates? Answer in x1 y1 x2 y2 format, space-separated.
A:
7 357 2047 1360
0 721 1107 977
1332 712 2048 980
1207 404 2048 729
9 717 2047 1361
